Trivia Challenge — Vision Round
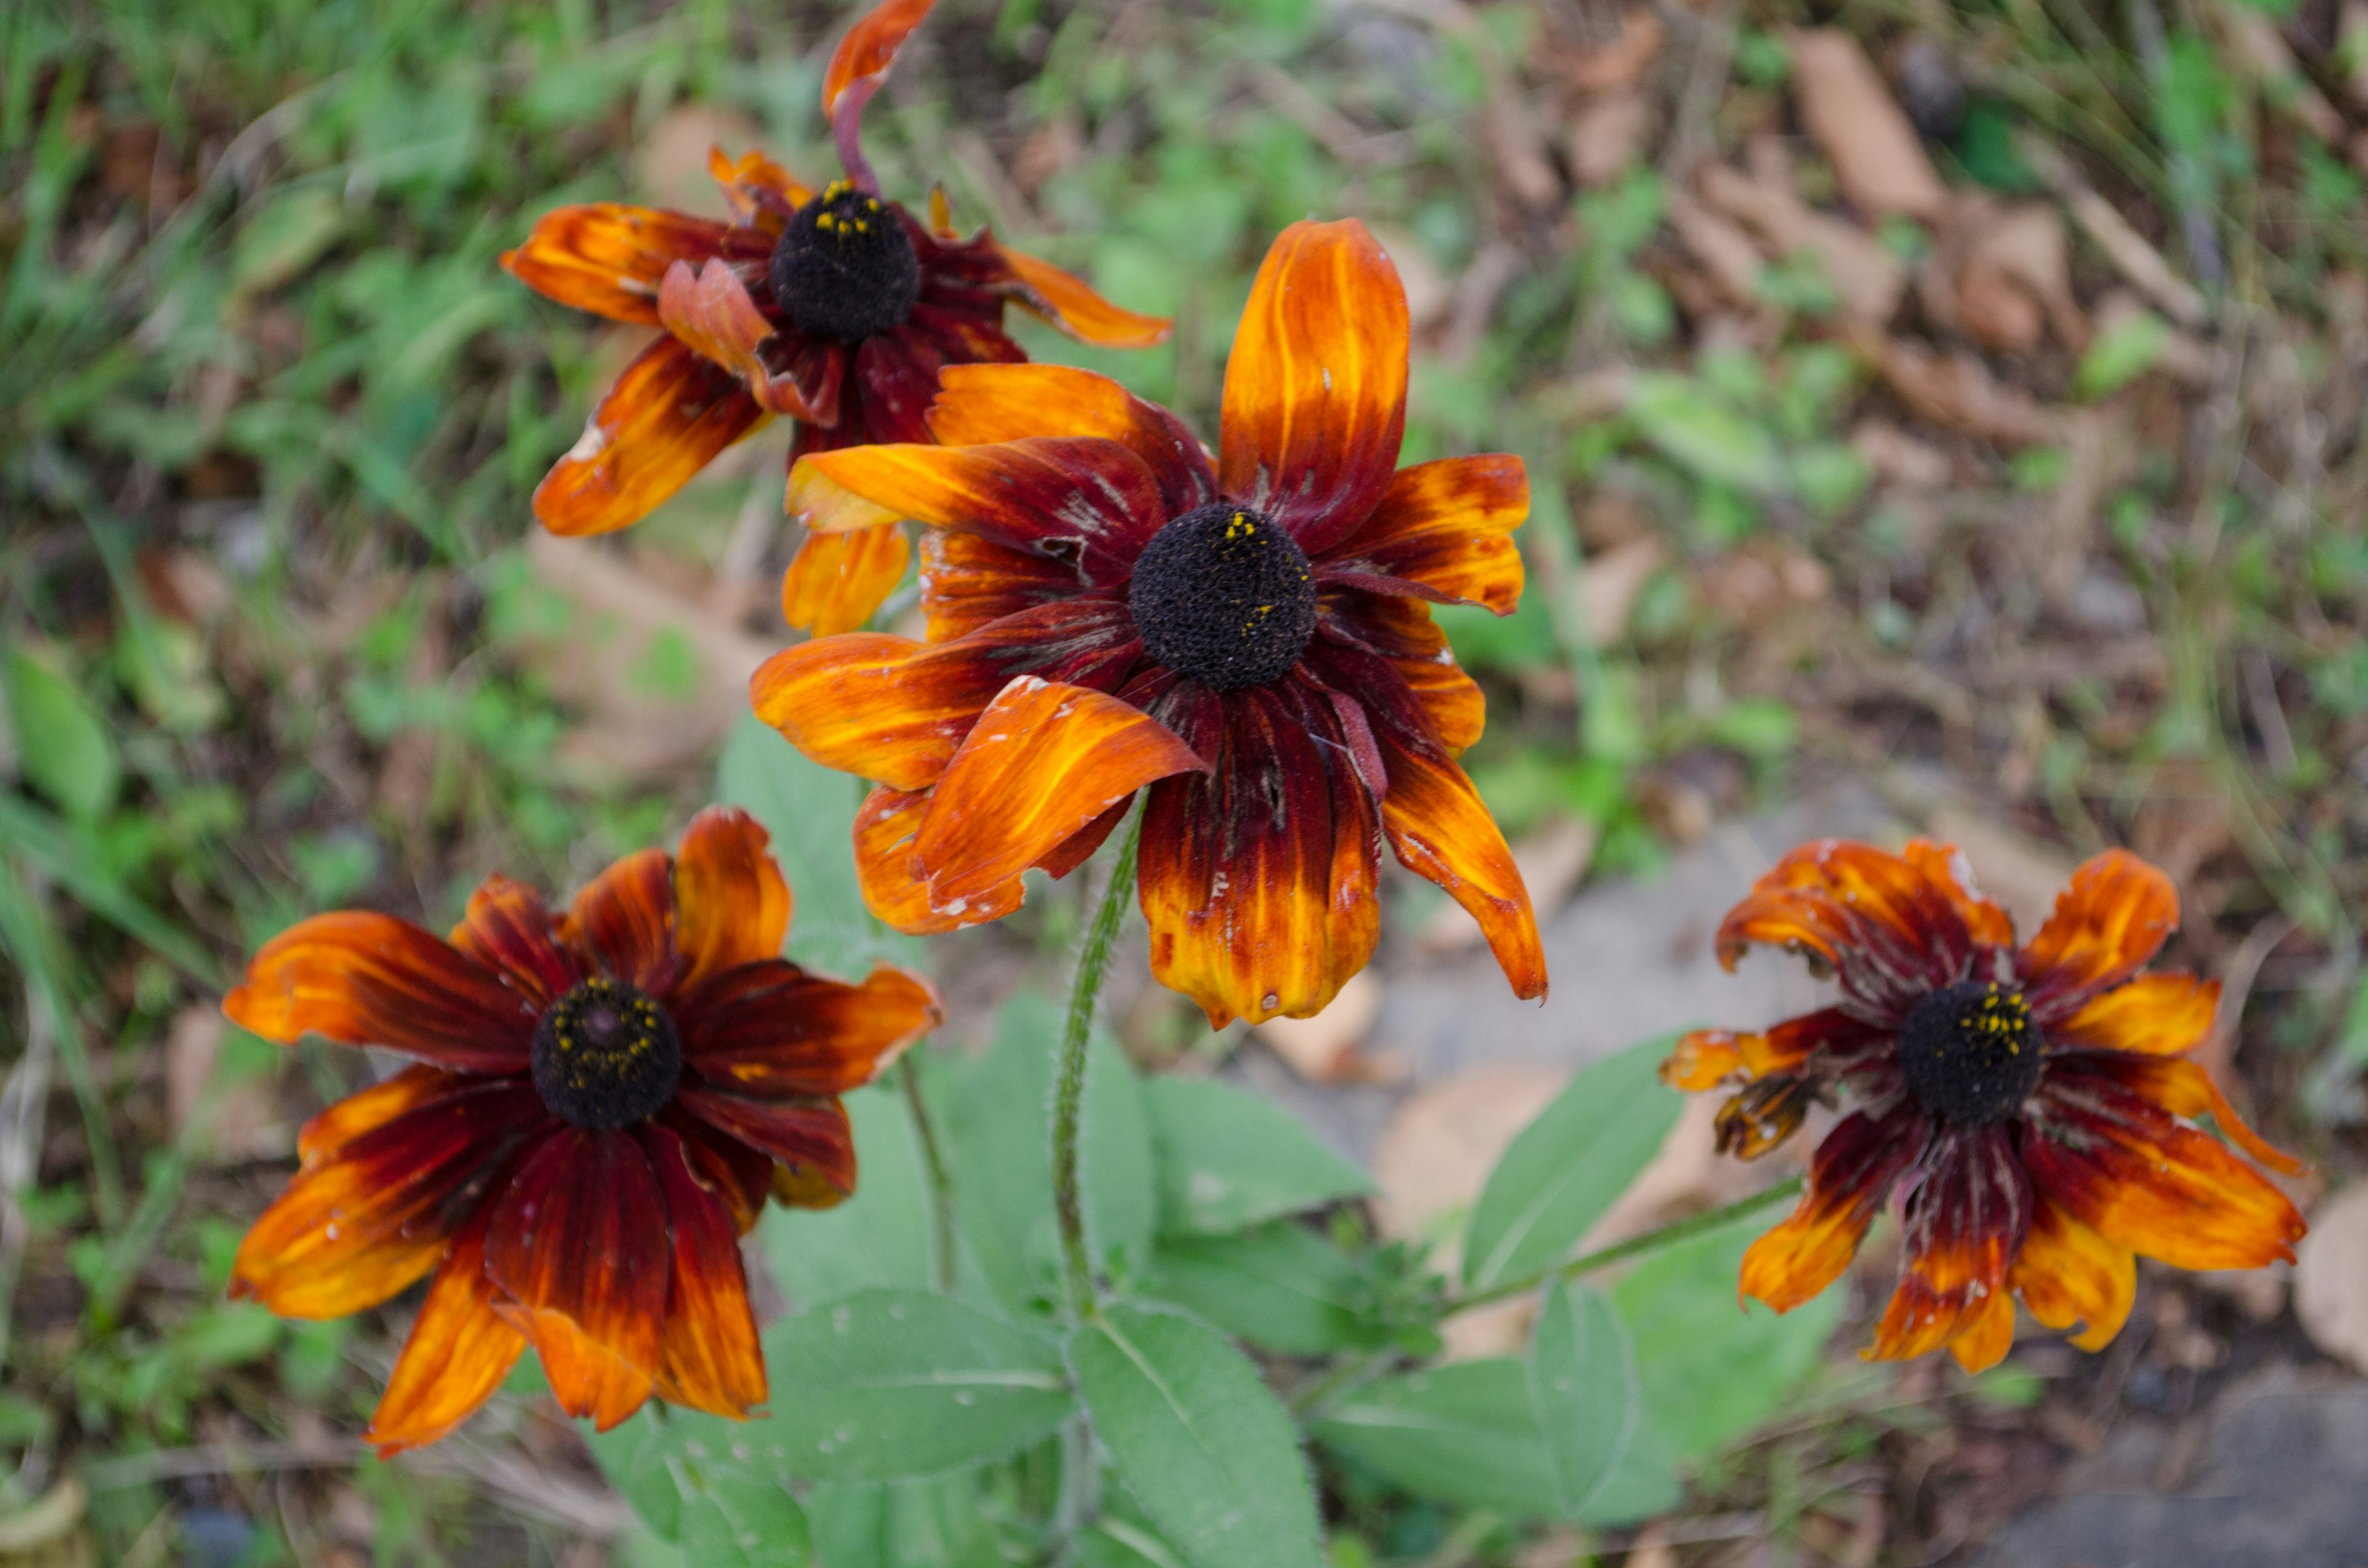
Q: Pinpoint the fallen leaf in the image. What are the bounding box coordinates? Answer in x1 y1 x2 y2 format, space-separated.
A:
168 1004 286 1161
1947 199 2086 353
1622 1522 1678 1568
1254 970 1385 1082
1849 419 1952 490
1544 6 1664 94
1667 192 1766 308
1859 331 2058 446
2216 7 2348 142
1565 91 1654 188
1419 816 1599 955
1788 28 1948 220
2296 1183 2368 1371
1577 535 1666 647
635 103 766 218
1698 163 1905 321
1695 540 1831 623
1375 226 1453 332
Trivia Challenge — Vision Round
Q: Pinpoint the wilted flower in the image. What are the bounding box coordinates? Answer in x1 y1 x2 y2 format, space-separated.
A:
502 0 1168 634
750 218 1547 1027
224 808 938 1450
1667 838 2304 1371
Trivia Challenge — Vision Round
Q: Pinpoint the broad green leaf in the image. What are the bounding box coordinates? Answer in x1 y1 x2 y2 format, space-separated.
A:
1141 1223 1371 1355
1463 1038 1682 1288
760 1290 1074 1480
1312 1359 1677 1525
3 647 119 821
583 1411 683 1543
1626 372 1787 495
807 1475 1000 1568
716 713 916 976
1069 1303 1325 1568
678 1473 813 1568
1144 1077 1372 1236
762 1084 934 1309
1527 1282 1638 1517
1611 1213 1842 1460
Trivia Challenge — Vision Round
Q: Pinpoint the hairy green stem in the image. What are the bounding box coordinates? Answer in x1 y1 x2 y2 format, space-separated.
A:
1444 1176 1805 1316
900 1054 957 1292
1051 813 1142 1320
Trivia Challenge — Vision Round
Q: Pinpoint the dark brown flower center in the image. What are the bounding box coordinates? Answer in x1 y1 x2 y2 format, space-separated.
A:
531 976 681 1130
768 179 920 343
1899 980 2041 1126
1128 502 1317 692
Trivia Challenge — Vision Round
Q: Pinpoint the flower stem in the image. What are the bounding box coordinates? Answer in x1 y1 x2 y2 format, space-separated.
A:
1051 813 1143 1320
900 1054 957 1292
1442 1176 1804 1317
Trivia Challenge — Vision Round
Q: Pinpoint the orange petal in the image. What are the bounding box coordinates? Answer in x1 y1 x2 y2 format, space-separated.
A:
1322 454 1527 614
226 912 538 1072
786 438 1164 586
232 1082 545 1318
658 257 836 420
993 243 1175 349
928 363 1213 514
488 1129 668 1431
563 848 680 994
1395 653 1485 756
1663 1030 1746 1091
2026 1065 2306 1271
1901 839 2017 949
677 959 939 1094
2018 849 2179 1017
1868 1128 2028 1362
2092 1054 2306 1176
295 1063 465 1166
1664 1008 1883 1094
644 1124 767 1419
1716 839 1975 1015
2011 1197 2136 1353
450 874 584 1008
2055 974 2221 1057
823 0 935 116
1375 734 1546 1005
852 785 1024 934
1740 1107 1926 1313
918 528 1073 642
502 204 763 326
912 678 1206 912
781 523 912 636
1713 1076 1817 1160
749 633 1005 794
1947 1287 2017 1374
368 1204 528 1456
1217 219 1409 553
708 144 812 231
534 336 767 537
1137 685 1383 1027
675 1088 858 1199
674 807 792 986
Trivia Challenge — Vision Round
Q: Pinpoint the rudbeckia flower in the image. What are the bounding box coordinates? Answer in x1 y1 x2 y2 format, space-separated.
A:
501 0 1170 634
748 218 1547 1028
223 808 939 1452
1666 838 2305 1373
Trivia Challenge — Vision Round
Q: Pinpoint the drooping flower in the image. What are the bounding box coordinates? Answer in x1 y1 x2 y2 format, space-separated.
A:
1666 838 2304 1373
223 808 939 1452
501 0 1169 634
748 218 1547 1028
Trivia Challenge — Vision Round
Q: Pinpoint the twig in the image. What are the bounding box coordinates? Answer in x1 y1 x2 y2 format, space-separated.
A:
900 1054 958 1293
1444 1178 1804 1316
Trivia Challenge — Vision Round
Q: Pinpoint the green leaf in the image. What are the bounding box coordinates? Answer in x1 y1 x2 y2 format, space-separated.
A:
678 1472 813 1568
2073 310 2171 401
1462 1038 1682 1288
1145 1077 1372 1236
762 1084 934 1308
807 1476 1000 1568
583 1411 684 1543
716 713 916 976
759 1289 1074 1480
1141 1223 1372 1356
1069 1303 1325 1568
1611 1213 1842 1459
4 646 119 821
1627 372 1787 495
1527 1282 1638 1517
1312 1359 1677 1525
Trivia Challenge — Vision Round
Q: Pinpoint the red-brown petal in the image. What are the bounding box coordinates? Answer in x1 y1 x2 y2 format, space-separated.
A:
1373 731 1547 1005
2018 849 2180 1018
1716 839 1976 1017
501 204 761 326
911 678 1206 911
656 258 830 421
992 243 1176 349
918 527 1075 642
2054 973 2221 1057
295 1064 466 1167
232 1082 546 1318
822 0 935 116
226 913 537 1072
660 1108 779 1235
2011 1196 2136 1353
487 1128 668 1430
367 1202 528 1456
1901 839 2017 950
674 807 792 987
533 337 766 537
563 848 681 995
676 959 940 1094
643 1123 767 1419
2082 1054 2305 1176
750 633 1005 795
927 363 1214 516
1740 1106 1926 1313
449 874 584 1009
675 1088 858 1199
1663 1007 1888 1092
780 523 913 638
1320 454 1527 614
851 785 1024 934
1217 219 1410 554
1868 1127 2031 1362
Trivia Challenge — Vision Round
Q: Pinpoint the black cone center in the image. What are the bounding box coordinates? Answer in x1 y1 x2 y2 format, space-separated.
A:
1899 980 2043 1126
1128 503 1318 692
768 179 921 343
531 976 682 1130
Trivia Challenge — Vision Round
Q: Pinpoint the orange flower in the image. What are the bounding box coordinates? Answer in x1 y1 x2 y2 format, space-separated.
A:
1667 839 2305 1373
223 808 939 1453
749 219 1547 1028
501 0 1169 633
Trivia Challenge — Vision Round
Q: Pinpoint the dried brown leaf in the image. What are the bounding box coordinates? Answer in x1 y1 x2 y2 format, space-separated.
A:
1788 28 1948 220
1698 163 1906 321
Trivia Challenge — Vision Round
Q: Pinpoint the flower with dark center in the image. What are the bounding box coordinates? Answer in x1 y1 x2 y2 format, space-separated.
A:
749 219 1549 1028
223 808 940 1453
500 0 1169 637
1662 839 2306 1372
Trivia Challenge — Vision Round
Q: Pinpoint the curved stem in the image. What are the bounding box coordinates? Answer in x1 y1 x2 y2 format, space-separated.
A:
1051 813 1143 1320
1443 1176 1804 1318
900 1054 957 1292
